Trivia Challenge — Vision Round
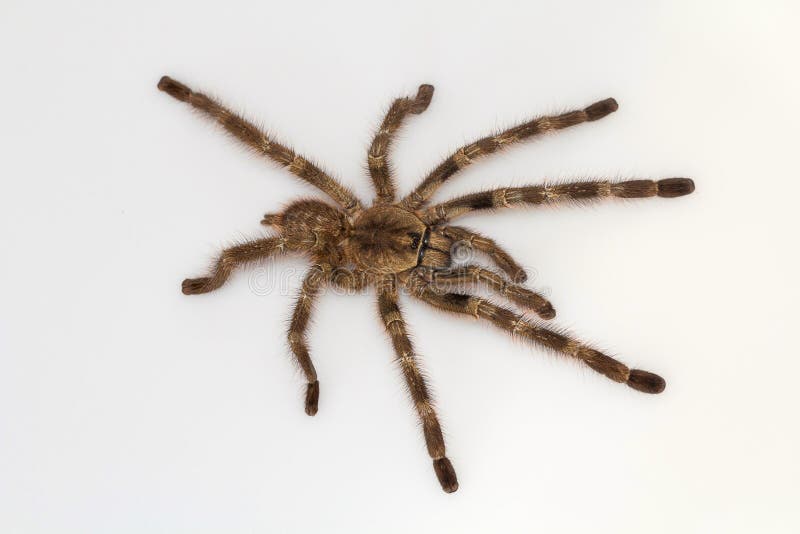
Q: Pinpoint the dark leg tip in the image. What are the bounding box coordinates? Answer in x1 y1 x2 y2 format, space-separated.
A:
411 84 435 114
305 380 319 416
433 457 459 493
657 178 695 198
182 277 211 295
530 294 556 320
260 213 282 226
627 369 666 394
585 98 619 121
158 75 191 102
537 303 556 320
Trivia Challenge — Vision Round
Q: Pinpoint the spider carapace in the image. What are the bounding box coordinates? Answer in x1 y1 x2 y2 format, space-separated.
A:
158 75 694 493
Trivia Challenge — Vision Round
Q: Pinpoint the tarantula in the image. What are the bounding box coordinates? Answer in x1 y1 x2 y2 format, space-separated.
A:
158 76 694 493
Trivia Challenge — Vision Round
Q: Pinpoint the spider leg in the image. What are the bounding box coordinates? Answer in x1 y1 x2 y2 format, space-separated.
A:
260 213 282 227
439 226 528 283
285 264 371 415
401 97 619 210
157 76 362 214
328 267 371 292
377 282 458 493
406 279 665 394
427 265 555 319
287 265 330 416
368 84 434 204
422 178 695 224
181 237 288 295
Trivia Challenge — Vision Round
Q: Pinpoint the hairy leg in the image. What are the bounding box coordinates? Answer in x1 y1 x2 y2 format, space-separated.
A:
328 267 371 292
260 212 282 227
377 283 458 493
158 76 362 213
439 226 528 283
407 281 665 394
287 265 330 416
401 97 619 210
368 84 434 204
425 265 555 319
422 178 695 224
182 237 288 295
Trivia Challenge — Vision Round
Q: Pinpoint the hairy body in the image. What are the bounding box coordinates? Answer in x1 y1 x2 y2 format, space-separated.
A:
158 76 694 493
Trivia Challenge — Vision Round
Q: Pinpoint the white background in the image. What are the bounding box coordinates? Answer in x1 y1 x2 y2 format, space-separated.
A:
1 1 798 532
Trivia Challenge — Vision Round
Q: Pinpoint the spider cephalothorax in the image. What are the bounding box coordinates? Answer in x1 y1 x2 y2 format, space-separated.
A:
158 76 694 493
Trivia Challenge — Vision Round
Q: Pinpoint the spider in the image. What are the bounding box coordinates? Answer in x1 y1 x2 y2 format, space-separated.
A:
158 75 694 493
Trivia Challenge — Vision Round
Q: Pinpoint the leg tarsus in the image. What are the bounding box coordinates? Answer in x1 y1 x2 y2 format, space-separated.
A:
158 75 191 102
657 178 695 198
585 97 618 120
260 213 282 226
433 457 459 493
182 277 214 295
410 84 435 114
627 369 666 394
519 289 556 320
536 299 556 320
305 380 320 416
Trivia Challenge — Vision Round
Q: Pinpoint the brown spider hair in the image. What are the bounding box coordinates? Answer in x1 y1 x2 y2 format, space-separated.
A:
158 75 694 493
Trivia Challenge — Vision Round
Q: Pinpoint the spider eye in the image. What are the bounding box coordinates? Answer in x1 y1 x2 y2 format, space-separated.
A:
408 232 421 249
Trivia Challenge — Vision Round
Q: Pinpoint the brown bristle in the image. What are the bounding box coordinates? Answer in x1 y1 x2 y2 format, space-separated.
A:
433 458 459 493
657 178 695 198
627 370 666 394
